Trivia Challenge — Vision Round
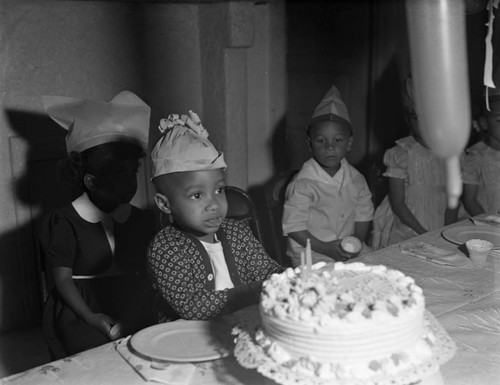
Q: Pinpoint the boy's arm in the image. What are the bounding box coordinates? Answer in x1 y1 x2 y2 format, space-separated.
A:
388 177 427 234
218 220 283 312
353 176 374 244
463 183 484 216
235 220 283 279
288 230 356 262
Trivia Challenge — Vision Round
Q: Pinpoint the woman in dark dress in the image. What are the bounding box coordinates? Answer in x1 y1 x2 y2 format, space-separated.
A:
40 91 155 358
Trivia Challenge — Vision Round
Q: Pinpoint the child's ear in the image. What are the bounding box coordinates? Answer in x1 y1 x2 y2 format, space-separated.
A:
83 173 97 191
154 193 172 214
477 116 488 132
347 136 354 151
306 135 312 151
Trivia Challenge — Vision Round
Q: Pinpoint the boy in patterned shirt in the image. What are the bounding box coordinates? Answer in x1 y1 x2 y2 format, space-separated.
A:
148 111 283 322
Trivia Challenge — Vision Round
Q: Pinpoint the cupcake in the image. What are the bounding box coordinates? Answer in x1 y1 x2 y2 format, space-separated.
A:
465 239 493 264
341 236 362 253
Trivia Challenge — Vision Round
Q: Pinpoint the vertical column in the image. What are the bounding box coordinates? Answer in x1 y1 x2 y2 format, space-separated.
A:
199 2 254 188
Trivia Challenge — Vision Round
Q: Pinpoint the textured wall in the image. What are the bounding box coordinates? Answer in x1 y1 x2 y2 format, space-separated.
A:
0 0 162 332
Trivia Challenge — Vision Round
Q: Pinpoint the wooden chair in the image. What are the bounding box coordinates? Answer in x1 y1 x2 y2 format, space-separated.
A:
264 171 296 266
225 186 264 243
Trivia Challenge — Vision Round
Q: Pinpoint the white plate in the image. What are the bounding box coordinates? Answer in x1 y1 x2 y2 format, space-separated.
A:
130 320 232 362
442 225 500 247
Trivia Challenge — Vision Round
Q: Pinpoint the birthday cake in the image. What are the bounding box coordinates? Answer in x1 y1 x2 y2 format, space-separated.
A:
255 262 437 382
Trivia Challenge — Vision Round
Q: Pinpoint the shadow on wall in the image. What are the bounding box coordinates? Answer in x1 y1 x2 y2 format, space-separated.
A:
247 116 296 267
0 110 73 371
362 57 408 208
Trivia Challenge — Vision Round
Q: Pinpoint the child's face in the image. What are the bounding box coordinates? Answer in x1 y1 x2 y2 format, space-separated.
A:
308 121 353 176
155 169 228 242
90 159 140 211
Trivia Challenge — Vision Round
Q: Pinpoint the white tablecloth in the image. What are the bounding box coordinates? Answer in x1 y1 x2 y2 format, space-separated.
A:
2 219 499 385
358 221 500 385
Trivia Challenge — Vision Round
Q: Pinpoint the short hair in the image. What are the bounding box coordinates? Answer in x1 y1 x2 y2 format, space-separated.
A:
59 140 144 193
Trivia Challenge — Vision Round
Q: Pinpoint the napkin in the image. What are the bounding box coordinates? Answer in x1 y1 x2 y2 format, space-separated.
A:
399 242 468 267
115 337 196 384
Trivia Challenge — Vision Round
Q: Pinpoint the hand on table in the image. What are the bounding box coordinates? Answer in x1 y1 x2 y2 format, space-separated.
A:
85 312 121 340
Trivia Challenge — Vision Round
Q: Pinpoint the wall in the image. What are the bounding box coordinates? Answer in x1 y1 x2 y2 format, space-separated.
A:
0 0 286 332
286 1 372 172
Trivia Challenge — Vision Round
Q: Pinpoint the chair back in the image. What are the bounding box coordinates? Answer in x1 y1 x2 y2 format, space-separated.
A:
264 171 296 266
225 186 264 243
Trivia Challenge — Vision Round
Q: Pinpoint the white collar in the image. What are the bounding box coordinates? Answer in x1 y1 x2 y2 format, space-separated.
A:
302 157 348 186
72 193 131 224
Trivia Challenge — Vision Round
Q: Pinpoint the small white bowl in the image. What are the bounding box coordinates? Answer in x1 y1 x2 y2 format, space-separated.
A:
341 236 362 253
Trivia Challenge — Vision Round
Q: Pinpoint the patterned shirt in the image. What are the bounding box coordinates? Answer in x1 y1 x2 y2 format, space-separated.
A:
147 218 283 322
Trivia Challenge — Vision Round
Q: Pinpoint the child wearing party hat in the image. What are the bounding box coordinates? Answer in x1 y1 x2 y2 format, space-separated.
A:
148 111 282 322
282 85 374 266
40 91 156 358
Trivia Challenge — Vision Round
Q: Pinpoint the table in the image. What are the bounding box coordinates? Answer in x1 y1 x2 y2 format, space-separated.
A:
2 218 499 385
357 221 500 385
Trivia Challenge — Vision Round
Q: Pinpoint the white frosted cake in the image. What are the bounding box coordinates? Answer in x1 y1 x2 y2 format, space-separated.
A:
257 262 436 381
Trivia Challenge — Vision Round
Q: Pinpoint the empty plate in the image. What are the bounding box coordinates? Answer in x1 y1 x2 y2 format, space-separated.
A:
130 320 232 362
442 225 500 247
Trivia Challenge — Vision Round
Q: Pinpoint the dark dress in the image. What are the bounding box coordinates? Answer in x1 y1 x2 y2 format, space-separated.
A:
40 201 155 359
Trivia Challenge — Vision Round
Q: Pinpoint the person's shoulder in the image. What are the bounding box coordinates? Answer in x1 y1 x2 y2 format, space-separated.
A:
42 203 78 225
39 204 79 243
294 158 315 178
291 158 327 187
220 217 251 234
150 224 182 246
466 140 487 155
394 135 416 149
383 137 412 166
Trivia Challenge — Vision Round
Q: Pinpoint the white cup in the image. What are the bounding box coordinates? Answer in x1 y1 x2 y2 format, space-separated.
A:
465 239 493 265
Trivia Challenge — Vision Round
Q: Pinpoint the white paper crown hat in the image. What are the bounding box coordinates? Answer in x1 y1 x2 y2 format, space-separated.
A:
309 85 351 132
42 91 151 153
151 110 227 179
